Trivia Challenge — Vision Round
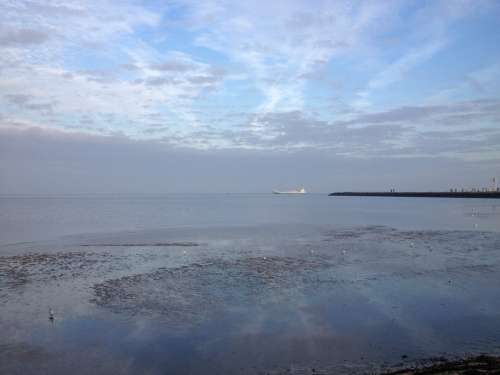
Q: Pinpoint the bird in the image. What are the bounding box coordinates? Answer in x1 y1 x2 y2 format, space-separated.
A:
49 308 55 321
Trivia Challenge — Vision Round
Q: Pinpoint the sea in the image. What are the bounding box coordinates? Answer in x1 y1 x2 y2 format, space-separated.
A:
1 194 500 374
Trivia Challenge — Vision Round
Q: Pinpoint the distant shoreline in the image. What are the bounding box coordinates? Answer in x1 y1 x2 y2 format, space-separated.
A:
329 191 500 199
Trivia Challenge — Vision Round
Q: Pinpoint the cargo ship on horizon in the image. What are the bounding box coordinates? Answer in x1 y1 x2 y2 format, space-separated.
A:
272 187 306 195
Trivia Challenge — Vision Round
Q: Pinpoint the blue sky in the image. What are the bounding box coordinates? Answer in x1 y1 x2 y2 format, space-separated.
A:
1 0 500 192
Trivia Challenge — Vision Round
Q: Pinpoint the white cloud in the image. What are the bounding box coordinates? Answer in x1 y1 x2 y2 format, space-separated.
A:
183 0 403 116
0 0 498 158
0 1 230 136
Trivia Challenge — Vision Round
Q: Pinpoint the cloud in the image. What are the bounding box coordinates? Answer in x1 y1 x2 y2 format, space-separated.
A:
0 0 498 170
232 111 410 151
411 129 500 159
150 61 196 73
1 124 498 194
0 27 50 46
187 69 226 85
4 94 56 114
178 99 500 159
76 69 118 84
5 94 32 106
181 0 405 114
5 95 496 160
352 0 494 108
144 56 226 89
428 63 500 103
341 99 500 128
0 1 231 134
366 40 445 92
143 77 181 87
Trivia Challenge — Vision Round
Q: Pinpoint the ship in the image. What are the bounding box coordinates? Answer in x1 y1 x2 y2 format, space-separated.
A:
272 187 306 194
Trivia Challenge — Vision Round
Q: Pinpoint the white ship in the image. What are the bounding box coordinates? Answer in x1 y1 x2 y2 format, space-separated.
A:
272 187 306 195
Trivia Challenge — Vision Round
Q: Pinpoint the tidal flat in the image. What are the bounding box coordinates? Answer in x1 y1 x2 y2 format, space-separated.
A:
1 222 500 375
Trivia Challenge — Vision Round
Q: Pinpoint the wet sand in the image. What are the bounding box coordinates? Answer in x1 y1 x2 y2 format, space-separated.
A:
1 224 500 374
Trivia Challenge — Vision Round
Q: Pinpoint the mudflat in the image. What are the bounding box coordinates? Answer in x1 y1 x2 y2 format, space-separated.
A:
2 224 500 374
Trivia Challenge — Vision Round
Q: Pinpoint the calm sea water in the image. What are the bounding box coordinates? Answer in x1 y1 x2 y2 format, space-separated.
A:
1 194 499 245
1 194 500 374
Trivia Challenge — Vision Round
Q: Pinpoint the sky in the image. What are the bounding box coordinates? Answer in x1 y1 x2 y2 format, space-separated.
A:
1 0 500 193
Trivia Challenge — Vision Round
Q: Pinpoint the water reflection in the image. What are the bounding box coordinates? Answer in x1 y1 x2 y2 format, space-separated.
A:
1 224 500 374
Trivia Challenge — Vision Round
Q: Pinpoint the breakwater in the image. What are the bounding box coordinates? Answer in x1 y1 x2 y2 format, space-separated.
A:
329 191 500 198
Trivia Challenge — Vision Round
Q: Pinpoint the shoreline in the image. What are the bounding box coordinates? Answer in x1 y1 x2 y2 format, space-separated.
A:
382 354 500 374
